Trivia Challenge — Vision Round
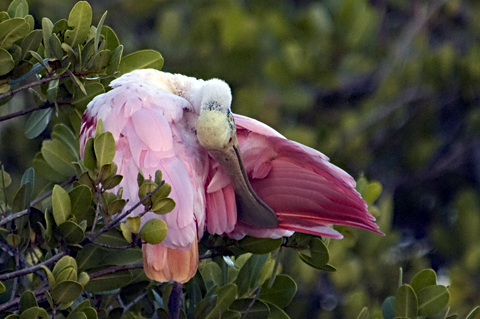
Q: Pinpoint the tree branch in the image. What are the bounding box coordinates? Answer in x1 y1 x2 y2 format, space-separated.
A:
0 251 67 281
88 262 144 279
0 73 69 102
0 101 54 123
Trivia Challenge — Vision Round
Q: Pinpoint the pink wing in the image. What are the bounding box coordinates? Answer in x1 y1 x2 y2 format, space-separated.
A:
80 73 208 283
205 114 382 240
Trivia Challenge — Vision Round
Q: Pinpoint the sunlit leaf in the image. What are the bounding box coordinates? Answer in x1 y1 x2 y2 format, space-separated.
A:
139 218 168 245
52 256 77 278
0 18 29 49
64 1 92 48
118 49 164 75
394 284 418 319
410 269 436 294
54 265 77 283
52 185 71 226
94 132 116 168
417 285 450 317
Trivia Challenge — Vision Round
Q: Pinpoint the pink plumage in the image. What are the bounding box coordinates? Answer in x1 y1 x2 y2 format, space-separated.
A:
80 69 381 283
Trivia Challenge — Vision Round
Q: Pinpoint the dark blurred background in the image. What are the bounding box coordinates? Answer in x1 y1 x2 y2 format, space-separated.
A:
1 0 480 317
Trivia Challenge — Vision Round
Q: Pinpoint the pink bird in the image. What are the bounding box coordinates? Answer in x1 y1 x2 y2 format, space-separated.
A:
80 69 381 283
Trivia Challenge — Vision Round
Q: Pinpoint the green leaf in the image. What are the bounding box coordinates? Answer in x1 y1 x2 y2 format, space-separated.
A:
0 48 14 76
229 299 270 319
363 181 383 205
55 265 77 283
52 124 79 160
126 216 141 233
52 184 71 225
64 1 92 48
25 108 53 139
94 228 129 246
52 255 77 278
466 306 480 319
71 82 105 109
21 167 35 188
410 269 437 294
201 262 222 291
76 243 105 271
106 198 126 215
32 153 65 183
91 49 111 72
12 183 30 213
56 221 85 244
382 296 395 319
99 249 143 267
8 0 29 18
82 138 96 171
49 34 63 60
40 265 56 288
19 290 37 312
238 237 282 254
152 198 175 215
101 26 120 51
267 302 290 319
139 218 168 245
0 281 5 294
205 284 238 319
51 280 83 304
94 11 107 53
0 18 29 49
102 174 123 190
417 285 450 317
42 139 77 177
118 49 164 75
394 284 418 319
69 185 92 220
85 270 133 293
106 44 123 75
195 294 217 319
259 274 297 308
236 254 268 297
94 132 116 168
41 17 53 58
19 307 48 319
7 233 22 247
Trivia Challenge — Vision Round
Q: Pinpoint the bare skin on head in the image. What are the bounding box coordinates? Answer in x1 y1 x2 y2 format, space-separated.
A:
196 80 279 228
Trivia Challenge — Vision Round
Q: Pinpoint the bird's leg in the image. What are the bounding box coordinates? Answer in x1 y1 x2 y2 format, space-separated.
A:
168 281 183 319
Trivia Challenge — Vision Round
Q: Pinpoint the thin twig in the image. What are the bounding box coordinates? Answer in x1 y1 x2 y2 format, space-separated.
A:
0 102 54 123
0 251 67 281
0 73 69 102
87 263 144 280
241 287 262 319
88 182 164 242
0 176 76 227
0 283 48 312
122 291 149 315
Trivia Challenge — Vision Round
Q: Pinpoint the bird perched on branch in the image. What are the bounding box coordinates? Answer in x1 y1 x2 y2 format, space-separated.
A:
80 69 382 283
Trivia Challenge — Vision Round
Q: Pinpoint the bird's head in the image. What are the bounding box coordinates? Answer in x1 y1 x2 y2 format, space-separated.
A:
196 79 236 152
196 79 279 228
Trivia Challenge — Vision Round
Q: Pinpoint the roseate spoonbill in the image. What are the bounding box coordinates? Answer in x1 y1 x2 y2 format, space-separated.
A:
80 69 382 283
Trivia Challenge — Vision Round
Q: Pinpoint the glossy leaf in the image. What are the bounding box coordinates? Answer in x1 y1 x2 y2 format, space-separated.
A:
205 284 238 319
410 269 436 294
52 255 77 278
69 185 92 219
394 285 418 319
25 108 53 139
118 49 164 74
56 220 85 244
0 48 14 76
139 218 168 245
94 132 116 168
19 307 48 319
236 254 268 297
85 270 133 293
42 139 77 177
152 198 175 215
52 185 71 226
51 280 83 304
0 18 29 49
64 1 92 48
238 237 282 254
7 0 29 18
19 290 37 312
417 285 450 317
259 274 297 308
51 124 79 160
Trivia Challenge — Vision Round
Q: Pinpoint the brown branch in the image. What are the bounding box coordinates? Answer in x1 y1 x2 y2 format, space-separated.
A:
0 102 55 123
0 73 69 102
0 283 48 312
0 251 67 282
